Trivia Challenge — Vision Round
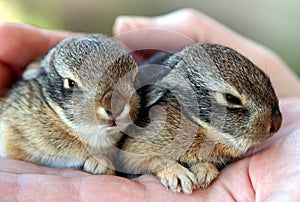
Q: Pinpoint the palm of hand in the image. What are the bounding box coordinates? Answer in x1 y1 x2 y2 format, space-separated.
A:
0 99 299 201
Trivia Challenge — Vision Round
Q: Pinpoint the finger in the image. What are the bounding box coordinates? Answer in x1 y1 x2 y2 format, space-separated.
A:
113 8 273 63
113 9 250 55
0 158 89 177
0 23 74 96
0 172 210 201
0 22 73 75
0 174 160 201
113 9 300 98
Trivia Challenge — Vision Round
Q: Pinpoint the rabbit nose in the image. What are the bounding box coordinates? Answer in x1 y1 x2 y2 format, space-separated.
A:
103 108 123 119
269 110 282 134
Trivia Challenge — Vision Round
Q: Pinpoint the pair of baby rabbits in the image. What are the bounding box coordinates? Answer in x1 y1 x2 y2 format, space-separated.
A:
0 35 282 194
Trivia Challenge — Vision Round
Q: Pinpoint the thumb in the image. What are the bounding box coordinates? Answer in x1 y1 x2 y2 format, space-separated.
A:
113 8 245 52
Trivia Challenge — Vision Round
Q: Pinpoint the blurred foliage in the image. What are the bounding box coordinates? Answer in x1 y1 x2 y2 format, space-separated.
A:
0 0 299 76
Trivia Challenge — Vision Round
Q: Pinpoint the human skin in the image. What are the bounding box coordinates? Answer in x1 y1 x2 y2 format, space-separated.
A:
1 9 300 201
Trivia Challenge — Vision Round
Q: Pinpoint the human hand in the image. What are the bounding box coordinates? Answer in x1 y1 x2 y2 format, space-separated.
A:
1 100 300 202
1 8 300 201
0 23 73 97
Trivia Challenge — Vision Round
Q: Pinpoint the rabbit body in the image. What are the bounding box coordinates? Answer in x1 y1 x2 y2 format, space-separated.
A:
0 35 139 175
118 44 282 193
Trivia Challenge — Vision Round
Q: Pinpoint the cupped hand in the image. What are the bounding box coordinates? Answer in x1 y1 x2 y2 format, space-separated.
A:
1 9 300 201
1 99 300 201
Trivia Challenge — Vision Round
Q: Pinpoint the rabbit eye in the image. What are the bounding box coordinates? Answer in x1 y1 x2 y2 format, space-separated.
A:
214 92 244 108
224 93 242 106
64 78 76 89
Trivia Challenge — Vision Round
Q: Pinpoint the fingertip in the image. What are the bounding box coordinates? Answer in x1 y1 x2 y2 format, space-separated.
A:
113 18 196 54
113 16 154 36
113 17 134 36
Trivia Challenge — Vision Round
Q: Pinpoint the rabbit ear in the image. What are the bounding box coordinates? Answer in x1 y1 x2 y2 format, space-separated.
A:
40 47 57 74
139 85 167 108
22 55 44 78
136 64 172 87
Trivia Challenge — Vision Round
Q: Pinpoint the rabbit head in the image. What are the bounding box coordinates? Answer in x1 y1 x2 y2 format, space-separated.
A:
38 35 139 147
147 44 282 155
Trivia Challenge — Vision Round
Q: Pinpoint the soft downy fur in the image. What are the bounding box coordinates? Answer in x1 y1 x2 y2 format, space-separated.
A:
117 44 282 194
0 35 140 175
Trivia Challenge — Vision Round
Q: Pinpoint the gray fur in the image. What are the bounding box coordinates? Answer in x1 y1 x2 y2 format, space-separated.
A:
0 35 139 175
118 44 282 194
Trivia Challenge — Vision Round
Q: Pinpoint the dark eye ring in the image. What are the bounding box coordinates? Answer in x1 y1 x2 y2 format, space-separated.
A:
64 78 76 89
225 93 242 106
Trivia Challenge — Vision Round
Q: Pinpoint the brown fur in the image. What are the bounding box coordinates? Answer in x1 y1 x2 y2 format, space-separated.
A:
0 35 139 175
117 44 282 193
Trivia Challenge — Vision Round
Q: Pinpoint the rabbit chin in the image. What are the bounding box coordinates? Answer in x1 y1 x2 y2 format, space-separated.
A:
73 123 123 149
54 107 122 148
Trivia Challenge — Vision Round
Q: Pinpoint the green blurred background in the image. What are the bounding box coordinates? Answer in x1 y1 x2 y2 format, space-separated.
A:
1 0 299 76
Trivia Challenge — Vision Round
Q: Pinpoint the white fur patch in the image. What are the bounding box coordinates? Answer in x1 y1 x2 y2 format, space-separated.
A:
97 107 111 119
39 155 83 168
117 104 130 120
75 123 121 149
190 114 250 154
0 122 6 157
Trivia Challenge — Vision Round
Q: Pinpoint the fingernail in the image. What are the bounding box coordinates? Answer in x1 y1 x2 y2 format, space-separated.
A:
114 17 137 33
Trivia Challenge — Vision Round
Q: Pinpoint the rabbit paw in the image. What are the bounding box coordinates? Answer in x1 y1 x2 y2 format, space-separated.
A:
83 156 115 175
156 163 197 194
190 162 219 188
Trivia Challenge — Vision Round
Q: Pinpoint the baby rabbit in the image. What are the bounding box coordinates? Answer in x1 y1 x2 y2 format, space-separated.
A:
0 35 139 175
117 44 282 193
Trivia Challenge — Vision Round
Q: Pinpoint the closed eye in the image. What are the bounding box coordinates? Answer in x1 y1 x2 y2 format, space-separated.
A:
213 92 244 108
